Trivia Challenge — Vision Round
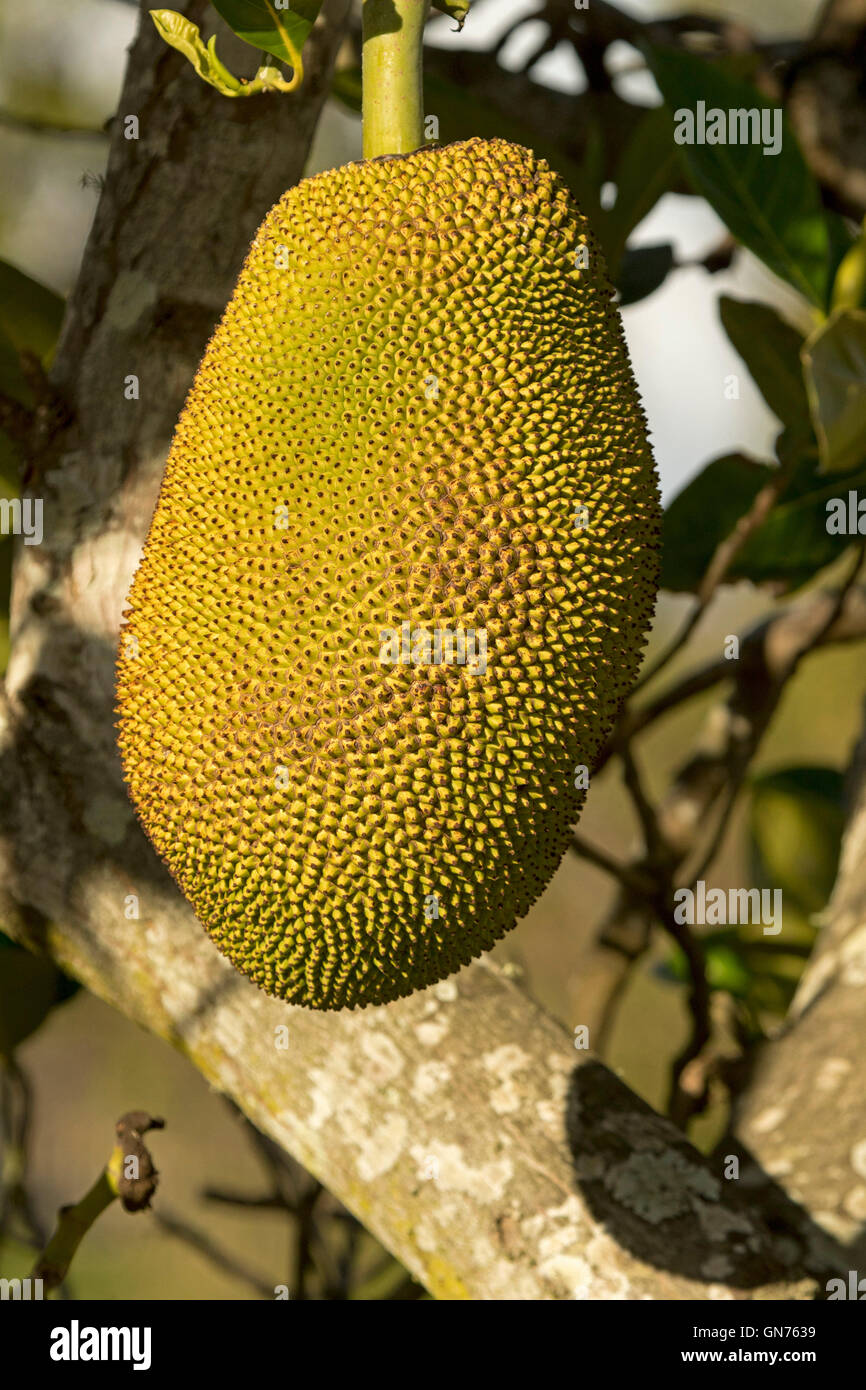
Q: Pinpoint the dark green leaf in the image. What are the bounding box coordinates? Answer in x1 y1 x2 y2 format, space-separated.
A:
209 0 320 69
749 766 846 916
659 933 757 998
704 942 752 995
660 452 773 592
0 263 64 485
645 46 831 306
0 259 64 364
331 66 361 112
719 296 812 437
432 0 470 24
662 438 863 594
0 931 80 1057
734 462 866 587
802 308 866 475
616 243 675 306
0 326 29 405
827 211 861 309
605 105 679 274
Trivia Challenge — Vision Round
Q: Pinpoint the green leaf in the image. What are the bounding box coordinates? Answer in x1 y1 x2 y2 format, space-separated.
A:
801 308 866 475
0 262 65 484
331 66 362 112
719 296 812 438
616 243 675 306
0 259 63 408
662 435 864 594
0 931 80 1057
734 461 866 588
749 766 845 917
660 452 773 592
659 935 753 997
150 10 244 93
645 46 831 306
703 942 752 996
209 0 320 71
0 259 64 366
432 0 470 24
604 105 679 274
828 213 862 310
0 327 29 405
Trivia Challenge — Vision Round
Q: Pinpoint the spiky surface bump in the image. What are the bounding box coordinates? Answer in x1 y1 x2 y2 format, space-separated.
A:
116 137 661 1010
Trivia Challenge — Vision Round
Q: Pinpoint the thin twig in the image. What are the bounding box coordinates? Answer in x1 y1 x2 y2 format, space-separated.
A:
570 832 656 900
32 1112 164 1293
202 1187 286 1209
0 108 108 140
0 1059 47 1256
152 1209 276 1299
655 895 712 1124
290 1181 322 1300
621 742 671 865
684 551 866 890
634 470 792 695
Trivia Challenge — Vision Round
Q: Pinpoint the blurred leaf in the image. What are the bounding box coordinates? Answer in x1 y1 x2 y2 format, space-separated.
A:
0 259 64 365
604 105 679 273
581 114 605 188
0 433 17 496
210 0 319 68
802 308 866 475
660 935 752 996
0 932 80 1057
829 215 865 310
704 942 752 995
0 264 64 506
616 243 675 306
331 66 362 111
659 921 813 1026
660 452 772 592
432 0 469 23
0 327 29 406
0 261 64 416
662 436 865 594
646 46 831 306
719 296 812 438
749 766 846 916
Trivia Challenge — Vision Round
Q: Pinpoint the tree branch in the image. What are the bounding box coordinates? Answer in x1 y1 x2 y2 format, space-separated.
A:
734 705 866 1276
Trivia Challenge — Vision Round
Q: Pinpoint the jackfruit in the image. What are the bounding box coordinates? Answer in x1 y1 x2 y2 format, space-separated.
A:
116 137 661 1011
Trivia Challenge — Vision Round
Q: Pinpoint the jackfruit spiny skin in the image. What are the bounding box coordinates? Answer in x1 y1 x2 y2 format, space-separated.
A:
116 137 661 1011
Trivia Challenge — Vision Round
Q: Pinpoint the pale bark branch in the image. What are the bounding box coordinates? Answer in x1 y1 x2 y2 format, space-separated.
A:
735 710 866 1276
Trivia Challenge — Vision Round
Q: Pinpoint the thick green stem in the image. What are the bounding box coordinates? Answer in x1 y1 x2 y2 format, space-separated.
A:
362 0 430 159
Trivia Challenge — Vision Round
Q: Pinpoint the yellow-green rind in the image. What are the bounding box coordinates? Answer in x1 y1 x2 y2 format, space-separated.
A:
116 137 661 1010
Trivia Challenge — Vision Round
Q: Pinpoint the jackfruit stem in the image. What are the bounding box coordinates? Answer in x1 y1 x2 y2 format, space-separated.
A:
362 0 431 159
